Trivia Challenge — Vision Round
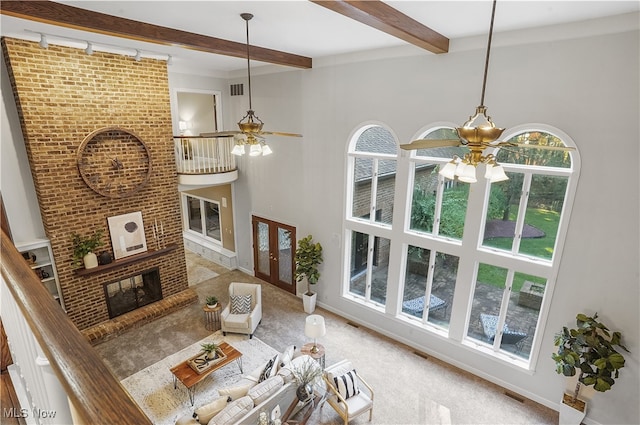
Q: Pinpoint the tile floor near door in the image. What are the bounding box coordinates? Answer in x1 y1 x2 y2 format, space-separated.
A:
95 251 559 425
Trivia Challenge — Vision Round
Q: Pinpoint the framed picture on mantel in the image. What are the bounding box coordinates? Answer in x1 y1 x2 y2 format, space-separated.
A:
108 211 147 260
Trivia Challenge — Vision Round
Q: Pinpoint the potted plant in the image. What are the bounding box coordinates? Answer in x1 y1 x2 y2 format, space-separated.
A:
294 235 323 314
71 230 104 269
292 358 323 402
552 312 629 424
201 342 220 360
205 296 218 308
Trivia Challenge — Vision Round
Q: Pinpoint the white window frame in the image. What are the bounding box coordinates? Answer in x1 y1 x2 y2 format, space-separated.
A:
342 122 580 371
181 194 223 246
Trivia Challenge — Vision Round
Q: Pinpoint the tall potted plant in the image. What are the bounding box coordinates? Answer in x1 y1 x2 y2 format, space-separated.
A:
71 230 104 269
294 235 323 314
552 313 628 424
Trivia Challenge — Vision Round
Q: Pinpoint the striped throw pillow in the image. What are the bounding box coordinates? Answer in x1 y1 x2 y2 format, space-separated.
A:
333 369 360 400
230 295 252 314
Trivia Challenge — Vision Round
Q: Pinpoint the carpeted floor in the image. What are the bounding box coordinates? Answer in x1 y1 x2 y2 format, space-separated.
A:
95 251 558 425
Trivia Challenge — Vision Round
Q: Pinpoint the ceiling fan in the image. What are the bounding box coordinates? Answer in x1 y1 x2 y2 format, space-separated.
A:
400 0 573 183
201 13 302 156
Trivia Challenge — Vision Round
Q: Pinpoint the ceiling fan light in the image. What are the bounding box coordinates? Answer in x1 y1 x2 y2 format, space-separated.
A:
458 165 477 183
454 161 468 177
261 144 273 156
231 144 245 156
439 161 457 180
489 164 508 182
249 144 262 156
484 163 494 179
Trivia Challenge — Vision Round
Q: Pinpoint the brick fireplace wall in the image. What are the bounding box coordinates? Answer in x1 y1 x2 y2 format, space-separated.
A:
2 38 193 331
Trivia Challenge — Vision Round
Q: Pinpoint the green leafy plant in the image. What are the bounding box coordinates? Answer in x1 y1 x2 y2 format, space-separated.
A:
205 296 218 306
201 342 219 357
71 230 104 267
294 235 323 296
552 313 629 405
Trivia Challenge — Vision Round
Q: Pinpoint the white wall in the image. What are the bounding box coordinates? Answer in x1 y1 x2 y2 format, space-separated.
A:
229 21 639 425
2 14 638 425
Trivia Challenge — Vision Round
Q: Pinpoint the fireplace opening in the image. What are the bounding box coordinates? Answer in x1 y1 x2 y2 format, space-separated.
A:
104 268 163 319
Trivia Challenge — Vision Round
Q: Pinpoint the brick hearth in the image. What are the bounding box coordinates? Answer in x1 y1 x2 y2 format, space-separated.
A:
82 288 198 345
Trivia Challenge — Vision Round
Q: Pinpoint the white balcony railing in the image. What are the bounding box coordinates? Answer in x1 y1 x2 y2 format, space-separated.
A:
174 136 237 175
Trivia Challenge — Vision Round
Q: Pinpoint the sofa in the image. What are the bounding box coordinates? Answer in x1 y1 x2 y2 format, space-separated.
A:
176 345 322 425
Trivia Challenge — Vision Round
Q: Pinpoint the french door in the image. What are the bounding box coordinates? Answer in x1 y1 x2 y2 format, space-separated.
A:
251 216 296 294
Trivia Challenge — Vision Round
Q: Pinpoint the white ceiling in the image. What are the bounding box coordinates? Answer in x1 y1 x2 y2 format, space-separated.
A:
1 1 638 76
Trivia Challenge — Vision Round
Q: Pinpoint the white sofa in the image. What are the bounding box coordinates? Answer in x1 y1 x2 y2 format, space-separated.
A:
176 347 321 425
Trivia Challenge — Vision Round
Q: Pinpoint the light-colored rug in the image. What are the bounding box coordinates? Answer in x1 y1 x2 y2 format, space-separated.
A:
188 265 220 286
121 332 278 425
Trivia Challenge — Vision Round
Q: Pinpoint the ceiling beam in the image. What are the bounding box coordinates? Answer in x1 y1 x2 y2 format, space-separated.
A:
0 0 312 69
310 0 449 54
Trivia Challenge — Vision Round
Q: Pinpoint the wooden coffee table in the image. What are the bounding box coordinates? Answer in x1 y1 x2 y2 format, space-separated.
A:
170 342 243 405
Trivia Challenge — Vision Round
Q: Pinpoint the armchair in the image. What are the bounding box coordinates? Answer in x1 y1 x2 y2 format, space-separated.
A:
221 282 262 339
323 359 373 425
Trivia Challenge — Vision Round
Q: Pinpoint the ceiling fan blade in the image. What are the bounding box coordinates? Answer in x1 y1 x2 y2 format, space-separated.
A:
400 138 462 151
494 142 575 152
199 131 241 137
260 131 303 137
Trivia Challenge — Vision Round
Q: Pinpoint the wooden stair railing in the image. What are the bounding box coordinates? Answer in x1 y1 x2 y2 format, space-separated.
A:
0 229 152 424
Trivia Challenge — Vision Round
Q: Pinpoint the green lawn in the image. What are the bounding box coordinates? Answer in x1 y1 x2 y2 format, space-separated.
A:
479 207 559 292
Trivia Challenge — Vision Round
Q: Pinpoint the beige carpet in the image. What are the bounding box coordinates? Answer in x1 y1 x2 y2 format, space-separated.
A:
96 251 558 425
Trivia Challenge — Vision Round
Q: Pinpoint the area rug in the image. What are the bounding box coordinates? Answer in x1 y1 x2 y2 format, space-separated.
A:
121 332 278 425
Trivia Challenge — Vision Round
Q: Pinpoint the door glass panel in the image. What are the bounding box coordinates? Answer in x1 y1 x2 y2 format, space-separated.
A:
257 222 270 276
277 227 292 284
374 159 396 225
187 196 202 233
500 272 546 359
467 263 508 344
520 175 568 260
352 157 372 219
204 201 221 241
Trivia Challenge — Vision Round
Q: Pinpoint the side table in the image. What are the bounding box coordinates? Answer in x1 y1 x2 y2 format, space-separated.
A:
300 342 325 369
203 304 222 331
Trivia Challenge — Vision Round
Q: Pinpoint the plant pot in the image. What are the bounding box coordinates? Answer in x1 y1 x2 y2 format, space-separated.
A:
296 383 313 402
207 303 218 309
303 292 317 314
559 393 587 425
83 252 98 269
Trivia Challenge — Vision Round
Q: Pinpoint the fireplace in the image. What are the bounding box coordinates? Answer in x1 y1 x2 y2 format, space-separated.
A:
104 268 163 319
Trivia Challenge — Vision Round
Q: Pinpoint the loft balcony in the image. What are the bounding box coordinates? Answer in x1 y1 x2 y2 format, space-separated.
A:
174 136 239 186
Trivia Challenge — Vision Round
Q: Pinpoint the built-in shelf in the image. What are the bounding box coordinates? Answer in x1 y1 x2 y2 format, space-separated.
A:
75 243 178 276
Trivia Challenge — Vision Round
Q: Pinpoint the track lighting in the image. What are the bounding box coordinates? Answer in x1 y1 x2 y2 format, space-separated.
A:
167 55 172 65
39 34 48 49
85 42 93 55
134 50 141 61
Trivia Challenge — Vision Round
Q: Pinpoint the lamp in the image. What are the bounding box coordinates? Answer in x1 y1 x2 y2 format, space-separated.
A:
305 315 326 354
438 0 508 183
134 50 141 61
84 42 93 55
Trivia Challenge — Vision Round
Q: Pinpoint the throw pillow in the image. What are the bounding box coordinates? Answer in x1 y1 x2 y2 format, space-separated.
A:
230 294 252 314
279 345 296 367
258 354 278 382
333 369 360 400
209 396 253 425
247 375 284 405
193 396 231 424
218 382 254 400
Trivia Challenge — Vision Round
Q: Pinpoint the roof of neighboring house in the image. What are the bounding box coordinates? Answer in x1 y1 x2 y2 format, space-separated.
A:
353 127 467 182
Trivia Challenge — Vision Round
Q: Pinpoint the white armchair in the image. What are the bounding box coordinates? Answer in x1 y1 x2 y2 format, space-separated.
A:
221 282 262 339
323 359 373 425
